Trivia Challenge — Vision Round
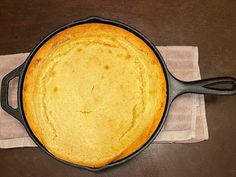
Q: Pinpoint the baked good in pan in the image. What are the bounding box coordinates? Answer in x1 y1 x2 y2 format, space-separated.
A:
23 23 167 167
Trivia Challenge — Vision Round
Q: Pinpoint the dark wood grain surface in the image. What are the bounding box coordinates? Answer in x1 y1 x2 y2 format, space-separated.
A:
0 0 235 177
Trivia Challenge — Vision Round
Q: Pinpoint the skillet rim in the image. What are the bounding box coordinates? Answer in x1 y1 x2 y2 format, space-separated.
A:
17 16 172 171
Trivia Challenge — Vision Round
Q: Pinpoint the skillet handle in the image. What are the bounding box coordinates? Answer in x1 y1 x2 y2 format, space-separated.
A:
169 75 236 100
1 65 24 123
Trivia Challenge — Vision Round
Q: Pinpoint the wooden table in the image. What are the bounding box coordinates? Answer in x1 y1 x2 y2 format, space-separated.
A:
0 1 235 177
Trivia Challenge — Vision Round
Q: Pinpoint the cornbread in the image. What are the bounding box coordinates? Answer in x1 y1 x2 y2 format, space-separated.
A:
23 23 167 168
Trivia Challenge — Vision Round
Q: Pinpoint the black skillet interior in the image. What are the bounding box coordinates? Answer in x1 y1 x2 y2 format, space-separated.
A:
1 16 236 171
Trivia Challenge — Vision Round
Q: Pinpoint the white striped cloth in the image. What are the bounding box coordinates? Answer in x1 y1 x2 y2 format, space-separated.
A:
0 46 208 148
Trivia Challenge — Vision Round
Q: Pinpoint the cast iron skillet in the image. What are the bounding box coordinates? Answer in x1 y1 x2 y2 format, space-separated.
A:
1 17 236 171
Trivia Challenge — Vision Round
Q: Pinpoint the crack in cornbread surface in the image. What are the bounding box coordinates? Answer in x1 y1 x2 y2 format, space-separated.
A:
23 23 166 168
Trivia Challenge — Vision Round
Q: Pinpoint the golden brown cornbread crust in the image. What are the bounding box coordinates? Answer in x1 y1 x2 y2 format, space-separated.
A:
23 23 167 168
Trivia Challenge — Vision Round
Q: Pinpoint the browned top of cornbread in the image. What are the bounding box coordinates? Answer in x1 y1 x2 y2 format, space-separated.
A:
23 23 166 168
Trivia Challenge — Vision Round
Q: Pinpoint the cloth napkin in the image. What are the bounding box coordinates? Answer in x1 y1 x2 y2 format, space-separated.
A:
0 46 208 148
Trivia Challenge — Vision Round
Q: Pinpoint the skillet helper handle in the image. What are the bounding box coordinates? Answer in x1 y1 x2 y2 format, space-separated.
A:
1 65 23 123
169 76 236 100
